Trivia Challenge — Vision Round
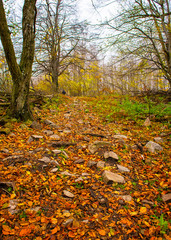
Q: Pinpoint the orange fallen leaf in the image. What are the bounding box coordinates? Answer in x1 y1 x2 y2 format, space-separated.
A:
98 229 106 236
73 219 80 228
51 218 58 224
35 237 42 240
2 225 15 235
27 201 33 207
41 216 48 223
19 227 32 237
140 207 147 214
2 225 11 232
51 226 60 234
68 231 76 238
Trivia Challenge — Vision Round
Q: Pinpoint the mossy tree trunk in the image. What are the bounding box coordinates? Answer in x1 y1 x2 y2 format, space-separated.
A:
0 0 37 120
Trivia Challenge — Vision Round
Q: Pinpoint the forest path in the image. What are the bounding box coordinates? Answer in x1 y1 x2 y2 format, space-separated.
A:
0 96 170 240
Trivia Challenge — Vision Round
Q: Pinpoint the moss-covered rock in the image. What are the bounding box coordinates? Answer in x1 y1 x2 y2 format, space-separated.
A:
0 128 11 135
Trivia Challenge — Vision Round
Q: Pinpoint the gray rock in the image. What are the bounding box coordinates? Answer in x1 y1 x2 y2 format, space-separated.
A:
62 151 69 159
88 141 111 154
64 113 71 119
82 220 89 224
97 161 105 168
19 124 28 129
31 135 43 140
1 148 9 153
0 128 11 135
162 193 171 202
145 141 163 153
43 130 54 136
8 199 19 214
104 151 119 160
49 134 60 140
30 121 42 130
52 149 62 154
120 195 132 202
38 157 51 163
51 160 60 166
63 190 75 198
44 119 55 125
131 145 139 150
62 218 73 227
142 200 154 205
9 133 16 137
74 159 85 164
113 135 127 140
44 119 58 128
143 117 151 127
30 206 41 212
50 168 59 173
82 173 90 176
102 170 125 184
87 160 97 168
78 119 84 124
117 164 130 172
61 171 74 176
154 137 163 143
75 177 84 182
63 129 71 133
34 147 44 152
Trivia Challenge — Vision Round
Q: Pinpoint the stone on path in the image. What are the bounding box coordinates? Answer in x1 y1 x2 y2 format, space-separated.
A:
8 199 19 214
49 134 60 141
143 117 151 127
97 161 105 168
162 193 171 203
87 160 97 168
75 177 84 182
52 149 62 154
27 135 43 143
38 157 51 163
51 160 60 166
74 159 85 164
62 218 74 227
120 195 132 202
88 141 111 154
50 168 59 173
32 135 43 140
1 148 9 153
104 151 119 160
63 129 71 134
44 119 58 128
145 141 163 153
154 137 163 143
115 195 132 202
113 135 127 140
117 164 130 172
61 171 75 177
63 190 75 198
102 170 125 184
43 130 54 136
30 121 42 130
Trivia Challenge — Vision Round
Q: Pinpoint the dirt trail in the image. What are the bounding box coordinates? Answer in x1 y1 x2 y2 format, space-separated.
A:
0 96 170 240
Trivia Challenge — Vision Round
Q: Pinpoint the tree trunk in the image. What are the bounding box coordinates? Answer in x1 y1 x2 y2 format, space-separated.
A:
51 60 59 92
0 0 37 120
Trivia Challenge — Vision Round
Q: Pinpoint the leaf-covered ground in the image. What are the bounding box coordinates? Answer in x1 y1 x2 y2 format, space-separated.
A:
0 96 170 240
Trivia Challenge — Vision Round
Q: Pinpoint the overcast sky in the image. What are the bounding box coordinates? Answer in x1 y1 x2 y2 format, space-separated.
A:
14 0 119 24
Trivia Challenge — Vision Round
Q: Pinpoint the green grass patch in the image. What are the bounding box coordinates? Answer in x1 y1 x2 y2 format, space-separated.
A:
89 94 171 123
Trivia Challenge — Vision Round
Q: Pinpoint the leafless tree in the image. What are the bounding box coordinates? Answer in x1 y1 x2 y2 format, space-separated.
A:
105 0 171 91
35 0 83 92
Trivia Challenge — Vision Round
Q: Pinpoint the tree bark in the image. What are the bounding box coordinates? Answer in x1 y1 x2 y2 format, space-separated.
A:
0 0 37 120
